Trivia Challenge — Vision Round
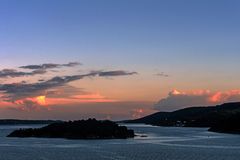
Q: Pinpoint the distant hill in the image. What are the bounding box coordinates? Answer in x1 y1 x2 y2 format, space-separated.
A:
124 102 240 134
0 119 60 125
7 119 135 139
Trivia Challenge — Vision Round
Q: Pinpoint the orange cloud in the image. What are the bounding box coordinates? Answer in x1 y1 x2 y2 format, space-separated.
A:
155 89 240 111
45 93 117 106
170 89 211 96
209 90 240 103
170 89 182 95
14 96 47 106
0 101 15 108
0 91 117 111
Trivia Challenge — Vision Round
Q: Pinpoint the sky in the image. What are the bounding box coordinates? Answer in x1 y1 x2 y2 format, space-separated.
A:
0 0 240 120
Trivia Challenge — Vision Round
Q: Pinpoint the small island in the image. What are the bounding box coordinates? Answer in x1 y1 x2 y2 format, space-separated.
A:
7 119 135 139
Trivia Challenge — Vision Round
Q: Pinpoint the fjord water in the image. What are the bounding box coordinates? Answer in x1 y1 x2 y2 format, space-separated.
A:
0 124 240 160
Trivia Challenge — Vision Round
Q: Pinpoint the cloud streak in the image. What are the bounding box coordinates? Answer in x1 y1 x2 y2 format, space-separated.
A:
19 62 81 70
0 70 137 109
0 61 138 112
0 62 81 79
0 69 47 78
98 71 138 77
155 72 169 77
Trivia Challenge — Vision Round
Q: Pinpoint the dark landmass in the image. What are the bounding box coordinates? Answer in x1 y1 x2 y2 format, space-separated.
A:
0 119 60 125
208 113 240 134
124 102 240 134
7 119 135 139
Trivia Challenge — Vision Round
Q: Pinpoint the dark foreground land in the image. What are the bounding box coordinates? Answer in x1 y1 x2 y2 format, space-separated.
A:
7 119 134 139
124 102 240 134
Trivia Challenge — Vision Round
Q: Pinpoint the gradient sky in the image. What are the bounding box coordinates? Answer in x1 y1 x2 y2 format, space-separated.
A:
0 0 240 120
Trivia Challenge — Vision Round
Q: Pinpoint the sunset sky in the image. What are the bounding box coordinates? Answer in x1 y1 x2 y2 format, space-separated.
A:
0 0 240 120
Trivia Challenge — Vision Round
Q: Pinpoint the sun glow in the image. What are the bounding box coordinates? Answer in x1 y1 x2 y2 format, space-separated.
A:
36 96 46 106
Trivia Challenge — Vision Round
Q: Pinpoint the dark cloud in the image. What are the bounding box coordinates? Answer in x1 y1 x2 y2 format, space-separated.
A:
45 85 86 98
0 61 138 112
0 75 89 101
98 71 138 77
0 69 46 78
38 79 45 82
0 62 135 81
20 64 58 70
0 76 80 102
0 70 137 102
155 72 169 77
19 62 81 70
62 62 81 67
0 62 81 79
31 69 47 74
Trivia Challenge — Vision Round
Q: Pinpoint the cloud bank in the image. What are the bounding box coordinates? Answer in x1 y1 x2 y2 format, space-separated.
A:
155 89 240 111
0 61 138 111
0 70 137 102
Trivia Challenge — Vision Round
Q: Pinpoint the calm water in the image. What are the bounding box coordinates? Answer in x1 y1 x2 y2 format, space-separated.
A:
0 124 240 160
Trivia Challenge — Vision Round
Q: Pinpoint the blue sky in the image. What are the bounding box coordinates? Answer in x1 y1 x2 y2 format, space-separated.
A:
0 0 240 119
1 0 240 68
